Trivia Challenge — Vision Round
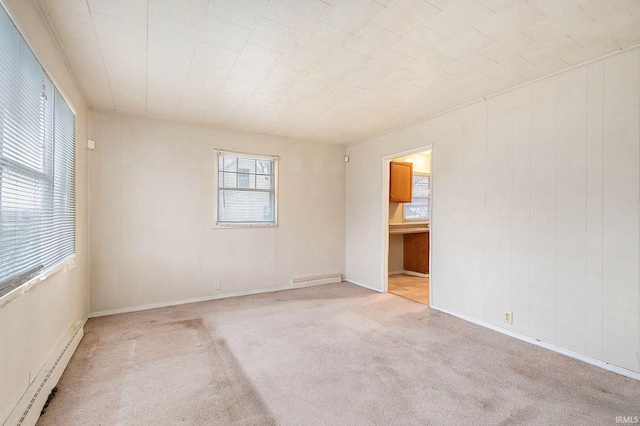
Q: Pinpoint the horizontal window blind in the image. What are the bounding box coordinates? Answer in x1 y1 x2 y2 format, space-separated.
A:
217 151 277 225
0 4 75 297
404 174 430 220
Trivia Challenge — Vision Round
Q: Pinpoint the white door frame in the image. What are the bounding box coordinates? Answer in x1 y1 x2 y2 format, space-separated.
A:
382 144 434 298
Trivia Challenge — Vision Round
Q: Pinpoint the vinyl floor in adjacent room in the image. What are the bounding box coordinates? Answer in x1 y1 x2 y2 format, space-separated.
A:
37 282 640 426
388 274 429 305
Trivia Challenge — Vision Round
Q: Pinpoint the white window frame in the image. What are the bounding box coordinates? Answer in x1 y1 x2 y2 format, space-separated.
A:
0 3 76 299
215 150 278 228
403 172 430 222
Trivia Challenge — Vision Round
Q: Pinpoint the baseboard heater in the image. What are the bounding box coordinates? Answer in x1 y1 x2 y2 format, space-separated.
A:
5 320 84 426
291 273 342 288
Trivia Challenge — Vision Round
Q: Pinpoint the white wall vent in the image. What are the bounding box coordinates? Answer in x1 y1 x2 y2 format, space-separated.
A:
291 273 342 288
6 321 84 426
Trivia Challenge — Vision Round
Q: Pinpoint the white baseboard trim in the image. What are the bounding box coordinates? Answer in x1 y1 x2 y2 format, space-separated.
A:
89 281 343 318
430 305 640 381
403 271 429 278
388 270 429 278
6 320 85 426
344 279 382 292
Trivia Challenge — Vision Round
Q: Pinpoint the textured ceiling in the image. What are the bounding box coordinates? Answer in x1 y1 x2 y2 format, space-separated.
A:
37 0 640 144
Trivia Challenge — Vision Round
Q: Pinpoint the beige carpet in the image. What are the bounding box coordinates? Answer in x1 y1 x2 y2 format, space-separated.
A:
37 283 639 425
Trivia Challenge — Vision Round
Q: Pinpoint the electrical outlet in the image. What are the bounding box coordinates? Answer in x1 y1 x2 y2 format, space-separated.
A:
504 311 513 324
214 281 221 291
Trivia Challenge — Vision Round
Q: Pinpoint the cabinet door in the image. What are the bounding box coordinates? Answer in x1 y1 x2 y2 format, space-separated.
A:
390 161 412 202
403 232 429 274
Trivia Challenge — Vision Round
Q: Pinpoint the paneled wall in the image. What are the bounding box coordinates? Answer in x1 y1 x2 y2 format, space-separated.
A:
346 47 640 373
89 112 346 314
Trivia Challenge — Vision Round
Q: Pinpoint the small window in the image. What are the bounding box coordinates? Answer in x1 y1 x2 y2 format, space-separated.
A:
216 151 277 227
404 173 430 221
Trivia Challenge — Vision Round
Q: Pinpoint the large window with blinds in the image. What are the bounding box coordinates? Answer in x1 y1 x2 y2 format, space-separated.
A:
216 151 277 227
0 5 76 298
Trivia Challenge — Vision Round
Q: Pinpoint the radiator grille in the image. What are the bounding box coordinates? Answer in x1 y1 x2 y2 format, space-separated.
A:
291 273 342 287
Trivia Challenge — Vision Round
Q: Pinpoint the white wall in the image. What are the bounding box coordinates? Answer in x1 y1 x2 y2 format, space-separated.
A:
346 47 640 374
0 0 89 422
89 111 346 314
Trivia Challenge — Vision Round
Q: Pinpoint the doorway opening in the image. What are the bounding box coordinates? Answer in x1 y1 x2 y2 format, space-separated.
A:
384 145 432 305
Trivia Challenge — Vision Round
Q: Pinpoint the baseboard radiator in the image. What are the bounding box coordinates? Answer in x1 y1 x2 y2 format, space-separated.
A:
5 320 84 426
291 273 342 288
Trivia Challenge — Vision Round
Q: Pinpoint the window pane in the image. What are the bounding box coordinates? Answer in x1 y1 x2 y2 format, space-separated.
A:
404 174 430 221
256 160 271 174
412 175 430 197
256 175 272 190
237 167 254 188
218 190 273 222
238 158 255 173
220 171 236 188
221 156 237 172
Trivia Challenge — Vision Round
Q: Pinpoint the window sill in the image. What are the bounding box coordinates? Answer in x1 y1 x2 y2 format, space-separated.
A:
0 255 76 308
215 222 278 229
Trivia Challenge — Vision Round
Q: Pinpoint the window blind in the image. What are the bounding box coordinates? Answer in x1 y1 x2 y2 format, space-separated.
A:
217 151 277 225
0 4 76 297
404 174 430 220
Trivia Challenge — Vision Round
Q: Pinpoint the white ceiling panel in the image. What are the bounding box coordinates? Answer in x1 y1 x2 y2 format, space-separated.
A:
523 5 592 44
424 0 495 39
442 54 497 78
248 18 304 53
414 71 460 92
147 41 192 88
519 57 570 80
37 0 640 144
480 32 540 63
87 0 147 24
192 42 239 69
148 0 208 26
436 29 495 61
404 51 456 76
571 10 640 49
199 16 252 51
40 0 93 25
475 1 546 42
481 55 536 80
236 43 281 70
523 0 578 17
379 69 424 90
297 21 352 55
560 39 621 66
575 0 640 22
345 24 401 57
364 48 414 74
520 36 580 65
263 0 328 31
228 62 271 85
391 26 449 59
206 0 268 29
148 14 200 50
341 68 385 89
373 0 441 36
281 46 328 72
319 0 386 34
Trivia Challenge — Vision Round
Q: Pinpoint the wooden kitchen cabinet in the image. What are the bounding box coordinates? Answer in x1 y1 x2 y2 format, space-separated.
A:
403 232 429 274
389 161 412 202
